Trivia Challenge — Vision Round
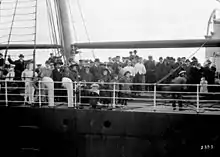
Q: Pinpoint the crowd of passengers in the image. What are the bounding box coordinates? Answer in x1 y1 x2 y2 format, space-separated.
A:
0 50 219 107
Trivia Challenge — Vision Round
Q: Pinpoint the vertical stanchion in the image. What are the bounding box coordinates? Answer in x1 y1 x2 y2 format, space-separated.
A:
153 83 156 111
38 80 41 107
5 80 8 107
74 81 77 108
112 82 116 108
196 84 200 113
78 82 81 105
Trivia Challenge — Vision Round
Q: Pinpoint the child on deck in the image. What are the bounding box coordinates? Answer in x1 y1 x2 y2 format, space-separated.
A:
110 74 120 105
200 77 208 93
89 83 100 109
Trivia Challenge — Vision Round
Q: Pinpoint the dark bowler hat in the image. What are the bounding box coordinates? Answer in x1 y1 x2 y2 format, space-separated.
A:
94 58 100 62
70 62 78 67
19 54 24 58
124 71 131 76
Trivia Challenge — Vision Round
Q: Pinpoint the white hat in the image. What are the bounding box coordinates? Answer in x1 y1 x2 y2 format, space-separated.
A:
179 71 186 75
91 83 99 88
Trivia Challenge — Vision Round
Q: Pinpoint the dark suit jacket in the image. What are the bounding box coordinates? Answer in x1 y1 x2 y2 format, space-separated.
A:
8 58 26 79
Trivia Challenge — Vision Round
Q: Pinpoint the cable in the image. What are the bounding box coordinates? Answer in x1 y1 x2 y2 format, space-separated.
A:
157 39 210 84
68 0 82 60
32 0 37 77
76 0 96 59
67 0 78 42
4 0 19 61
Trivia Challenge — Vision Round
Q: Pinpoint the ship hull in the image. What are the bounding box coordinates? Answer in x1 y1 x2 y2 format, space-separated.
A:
0 106 219 157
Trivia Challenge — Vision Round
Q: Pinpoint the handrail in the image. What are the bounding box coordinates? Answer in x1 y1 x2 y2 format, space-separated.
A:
0 79 220 114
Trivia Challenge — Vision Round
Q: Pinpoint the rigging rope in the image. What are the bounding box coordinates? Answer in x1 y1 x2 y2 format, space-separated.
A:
46 0 59 56
67 0 82 60
55 0 65 61
157 39 209 84
76 0 96 59
4 0 19 61
32 0 38 77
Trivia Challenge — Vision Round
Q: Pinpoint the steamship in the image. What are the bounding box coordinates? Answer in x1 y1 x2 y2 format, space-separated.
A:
0 0 220 157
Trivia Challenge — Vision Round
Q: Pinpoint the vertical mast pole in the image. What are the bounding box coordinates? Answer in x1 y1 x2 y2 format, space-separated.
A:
55 0 75 61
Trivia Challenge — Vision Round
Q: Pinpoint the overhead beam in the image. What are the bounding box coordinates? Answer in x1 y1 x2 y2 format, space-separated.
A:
73 39 220 49
0 44 62 50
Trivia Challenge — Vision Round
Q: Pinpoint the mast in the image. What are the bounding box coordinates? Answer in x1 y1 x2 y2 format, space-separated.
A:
55 0 74 61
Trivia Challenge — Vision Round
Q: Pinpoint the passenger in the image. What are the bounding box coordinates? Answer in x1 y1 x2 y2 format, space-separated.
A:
21 62 38 105
89 83 100 109
5 65 15 82
99 68 111 105
110 74 120 104
40 61 53 102
90 58 103 82
51 61 64 102
8 54 27 80
80 64 93 85
133 57 146 95
119 71 132 106
170 71 187 111
0 53 4 79
200 77 208 93
144 55 156 91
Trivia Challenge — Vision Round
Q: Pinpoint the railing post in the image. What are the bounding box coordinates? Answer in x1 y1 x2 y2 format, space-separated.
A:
78 82 81 105
112 82 116 108
196 84 200 113
74 81 77 108
5 80 8 107
153 83 156 111
38 80 41 107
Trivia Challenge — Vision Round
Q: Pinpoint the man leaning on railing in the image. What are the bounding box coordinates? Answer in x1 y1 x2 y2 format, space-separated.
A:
170 71 187 111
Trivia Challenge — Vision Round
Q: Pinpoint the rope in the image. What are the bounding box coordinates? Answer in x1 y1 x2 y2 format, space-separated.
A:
68 0 82 60
4 0 19 62
46 0 59 56
67 0 78 42
157 39 209 84
76 0 96 59
32 0 38 77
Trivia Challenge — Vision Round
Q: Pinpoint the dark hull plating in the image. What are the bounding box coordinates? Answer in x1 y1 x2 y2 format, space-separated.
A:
0 106 219 157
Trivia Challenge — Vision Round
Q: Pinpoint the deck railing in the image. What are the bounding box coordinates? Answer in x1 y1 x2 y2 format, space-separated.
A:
0 78 220 113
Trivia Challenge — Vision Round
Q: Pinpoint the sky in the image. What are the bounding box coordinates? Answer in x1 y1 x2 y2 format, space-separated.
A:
0 0 219 64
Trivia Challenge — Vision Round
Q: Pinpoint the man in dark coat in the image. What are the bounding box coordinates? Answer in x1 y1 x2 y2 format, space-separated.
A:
0 53 4 79
51 61 64 102
170 71 187 111
90 58 103 82
144 55 156 90
8 54 29 80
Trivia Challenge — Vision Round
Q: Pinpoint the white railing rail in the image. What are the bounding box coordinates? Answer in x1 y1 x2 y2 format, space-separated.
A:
0 79 220 113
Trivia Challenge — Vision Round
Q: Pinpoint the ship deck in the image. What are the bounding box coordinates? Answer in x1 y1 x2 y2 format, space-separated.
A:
9 100 220 115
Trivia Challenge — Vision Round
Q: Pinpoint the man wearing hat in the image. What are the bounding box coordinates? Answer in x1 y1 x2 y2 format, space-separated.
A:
90 58 103 82
81 64 93 84
169 70 187 110
51 61 65 102
48 53 55 63
0 53 4 78
144 55 156 91
8 54 29 80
